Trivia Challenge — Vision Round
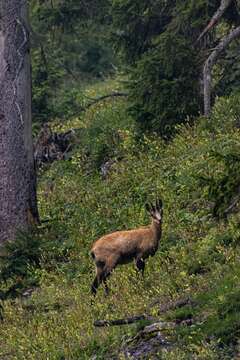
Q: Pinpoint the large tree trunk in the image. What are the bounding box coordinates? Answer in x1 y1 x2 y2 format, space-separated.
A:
0 1 39 244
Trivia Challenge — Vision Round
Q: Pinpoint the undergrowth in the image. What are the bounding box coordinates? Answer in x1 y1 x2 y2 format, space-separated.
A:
0 80 240 359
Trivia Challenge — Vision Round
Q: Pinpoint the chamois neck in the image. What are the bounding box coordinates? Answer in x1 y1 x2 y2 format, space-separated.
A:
150 219 162 242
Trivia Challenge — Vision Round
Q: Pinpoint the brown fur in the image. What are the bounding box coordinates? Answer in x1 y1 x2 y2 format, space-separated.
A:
90 199 163 295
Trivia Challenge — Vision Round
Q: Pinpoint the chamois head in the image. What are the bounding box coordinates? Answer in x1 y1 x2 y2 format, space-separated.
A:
145 199 163 224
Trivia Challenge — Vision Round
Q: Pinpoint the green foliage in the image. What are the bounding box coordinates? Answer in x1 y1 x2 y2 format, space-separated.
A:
1 80 240 358
51 87 85 120
0 231 42 299
79 100 132 170
111 0 240 137
0 232 41 280
128 33 200 136
110 0 210 136
31 47 65 122
171 263 240 352
30 0 116 123
198 149 240 218
216 42 240 97
0 222 75 300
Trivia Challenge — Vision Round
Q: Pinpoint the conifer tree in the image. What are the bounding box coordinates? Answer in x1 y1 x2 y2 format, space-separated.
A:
111 0 240 136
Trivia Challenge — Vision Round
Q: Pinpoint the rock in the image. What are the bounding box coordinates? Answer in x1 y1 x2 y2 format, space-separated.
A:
119 321 176 359
100 159 116 179
122 331 172 359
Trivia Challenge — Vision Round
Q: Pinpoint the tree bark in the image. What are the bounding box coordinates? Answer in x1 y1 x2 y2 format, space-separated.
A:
203 25 240 117
0 1 39 244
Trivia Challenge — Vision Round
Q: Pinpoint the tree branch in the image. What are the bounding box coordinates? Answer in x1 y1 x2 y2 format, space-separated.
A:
70 92 128 118
84 92 128 110
196 0 233 44
203 25 240 117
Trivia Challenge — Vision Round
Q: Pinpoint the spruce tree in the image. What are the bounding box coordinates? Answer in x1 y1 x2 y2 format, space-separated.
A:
111 0 240 136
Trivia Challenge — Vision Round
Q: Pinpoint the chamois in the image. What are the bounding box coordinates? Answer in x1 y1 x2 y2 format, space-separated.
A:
90 199 163 295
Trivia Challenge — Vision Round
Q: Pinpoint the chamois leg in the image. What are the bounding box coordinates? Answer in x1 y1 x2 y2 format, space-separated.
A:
102 256 118 295
135 257 145 276
91 275 100 296
103 277 110 295
91 256 117 296
91 264 105 295
92 271 111 296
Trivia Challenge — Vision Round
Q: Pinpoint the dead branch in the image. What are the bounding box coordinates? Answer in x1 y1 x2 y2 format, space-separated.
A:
196 0 233 44
142 321 176 333
204 25 240 117
70 92 128 118
84 92 128 110
94 315 155 327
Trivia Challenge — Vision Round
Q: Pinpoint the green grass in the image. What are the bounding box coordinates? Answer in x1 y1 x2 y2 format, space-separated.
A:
1 79 240 359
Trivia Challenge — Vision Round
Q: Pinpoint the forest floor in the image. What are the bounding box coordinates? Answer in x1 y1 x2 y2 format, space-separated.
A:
0 78 240 359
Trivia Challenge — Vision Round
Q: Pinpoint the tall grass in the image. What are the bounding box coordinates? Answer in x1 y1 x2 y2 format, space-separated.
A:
1 81 240 359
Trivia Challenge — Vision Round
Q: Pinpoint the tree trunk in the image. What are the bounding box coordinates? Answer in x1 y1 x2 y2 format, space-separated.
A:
203 25 240 117
0 1 39 244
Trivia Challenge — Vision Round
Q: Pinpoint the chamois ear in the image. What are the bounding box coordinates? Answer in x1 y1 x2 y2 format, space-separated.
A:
156 199 163 211
150 202 155 212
